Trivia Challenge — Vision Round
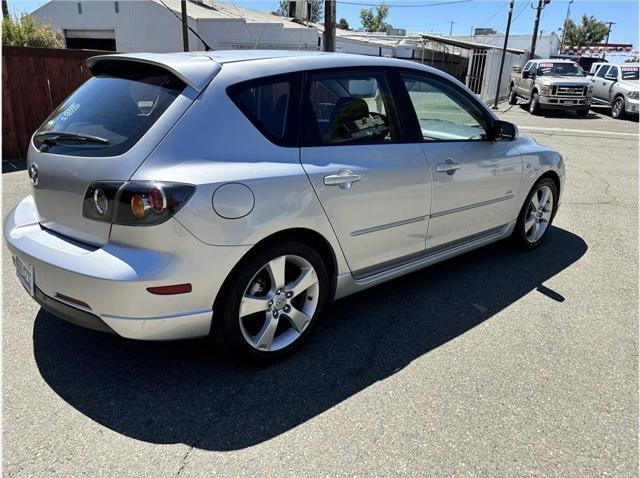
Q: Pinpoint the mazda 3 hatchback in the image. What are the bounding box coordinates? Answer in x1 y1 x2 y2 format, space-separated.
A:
5 51 565 360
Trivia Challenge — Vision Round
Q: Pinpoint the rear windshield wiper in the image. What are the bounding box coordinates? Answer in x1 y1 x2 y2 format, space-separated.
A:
34 131 110 145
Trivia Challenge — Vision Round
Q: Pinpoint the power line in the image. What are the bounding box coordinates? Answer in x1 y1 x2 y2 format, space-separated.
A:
158 0 213 50
335 0 471 7
476 0 508 28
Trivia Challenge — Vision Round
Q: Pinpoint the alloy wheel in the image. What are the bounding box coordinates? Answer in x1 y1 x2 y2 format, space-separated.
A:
239 255 320 352
612 98 624 118
524 184 553 243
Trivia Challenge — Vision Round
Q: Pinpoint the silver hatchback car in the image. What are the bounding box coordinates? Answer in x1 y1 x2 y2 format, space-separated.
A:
5 51 565 360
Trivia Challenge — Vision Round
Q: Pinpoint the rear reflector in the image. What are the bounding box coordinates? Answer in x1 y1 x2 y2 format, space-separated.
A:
147 284 192 295
55 293 92 310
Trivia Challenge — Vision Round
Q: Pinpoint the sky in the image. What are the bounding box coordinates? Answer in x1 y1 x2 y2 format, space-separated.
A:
7 0 640 46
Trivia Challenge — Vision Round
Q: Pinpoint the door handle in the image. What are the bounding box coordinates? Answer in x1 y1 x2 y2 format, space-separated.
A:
323 169 362 189
436 159 461 173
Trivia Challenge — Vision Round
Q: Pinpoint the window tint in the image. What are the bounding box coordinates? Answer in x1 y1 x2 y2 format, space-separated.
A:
607 66 619 78
523 61 533 72
596 65 610 78
232 79 292 143
400 73 488 141
35 62 184 157
303 71 399 146
536 62 584 77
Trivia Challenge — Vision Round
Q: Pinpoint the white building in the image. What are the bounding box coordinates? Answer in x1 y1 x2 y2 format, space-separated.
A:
452 32 561 60
32 0 319 52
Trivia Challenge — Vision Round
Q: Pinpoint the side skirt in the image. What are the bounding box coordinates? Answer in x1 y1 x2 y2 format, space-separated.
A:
333 222 516 300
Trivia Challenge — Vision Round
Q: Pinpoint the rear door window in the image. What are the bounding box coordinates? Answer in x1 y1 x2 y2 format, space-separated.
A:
302 70 401 146
35 62 185 157
596 65 610 78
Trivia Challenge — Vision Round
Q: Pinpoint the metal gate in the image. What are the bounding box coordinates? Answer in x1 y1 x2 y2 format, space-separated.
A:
467 49 487 95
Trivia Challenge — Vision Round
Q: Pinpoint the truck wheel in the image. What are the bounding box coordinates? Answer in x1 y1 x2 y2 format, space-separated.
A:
612 96 626 119
529 92 541 115
576 109 589 117
508 86 518 105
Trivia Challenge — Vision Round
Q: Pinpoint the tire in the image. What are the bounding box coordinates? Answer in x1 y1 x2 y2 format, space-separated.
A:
611 96 626 119
508 86 518 105
576 108 589 117
211 241 329 362
511 178 558 250
529 92 541 115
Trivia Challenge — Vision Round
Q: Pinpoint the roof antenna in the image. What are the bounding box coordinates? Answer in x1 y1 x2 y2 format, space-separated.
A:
158 0 214 51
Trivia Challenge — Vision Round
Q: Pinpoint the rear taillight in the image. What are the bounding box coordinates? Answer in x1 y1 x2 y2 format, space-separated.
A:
83 181 195 226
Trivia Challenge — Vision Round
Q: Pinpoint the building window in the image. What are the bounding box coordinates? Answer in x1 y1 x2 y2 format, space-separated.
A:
77 2 82 14
114 1 119 13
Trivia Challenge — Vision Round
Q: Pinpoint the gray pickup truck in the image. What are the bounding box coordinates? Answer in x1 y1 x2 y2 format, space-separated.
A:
589 63 639 119
509 59 593 116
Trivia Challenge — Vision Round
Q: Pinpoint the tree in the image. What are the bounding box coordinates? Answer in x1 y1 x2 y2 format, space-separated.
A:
2 14 63 48
337 18 350 30
563 15 610 48
359 3 390 32
276 0 323 23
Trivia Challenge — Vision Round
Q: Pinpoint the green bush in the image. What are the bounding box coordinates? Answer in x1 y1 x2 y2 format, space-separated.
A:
2 14 63 48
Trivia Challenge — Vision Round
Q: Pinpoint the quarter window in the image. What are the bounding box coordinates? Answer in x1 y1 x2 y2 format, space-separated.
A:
400 73 488 141
303 71 400 146
231 79 292 143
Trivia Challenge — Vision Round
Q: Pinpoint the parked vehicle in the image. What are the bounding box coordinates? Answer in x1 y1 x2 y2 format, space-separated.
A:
589 63 639 119
509 59 593 116
5 51 565 361
587 61 609 76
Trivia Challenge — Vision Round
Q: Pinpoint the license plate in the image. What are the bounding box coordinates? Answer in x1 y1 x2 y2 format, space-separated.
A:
13 256 34 296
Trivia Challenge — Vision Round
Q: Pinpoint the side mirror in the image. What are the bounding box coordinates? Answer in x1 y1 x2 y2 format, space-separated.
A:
522 71 530 79
491 120 518 141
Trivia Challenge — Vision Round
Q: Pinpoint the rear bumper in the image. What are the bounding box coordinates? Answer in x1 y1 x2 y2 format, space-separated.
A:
4 196 251 340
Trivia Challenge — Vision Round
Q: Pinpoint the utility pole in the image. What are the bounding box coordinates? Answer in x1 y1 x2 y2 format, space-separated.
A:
529 0 550 59
493 0 514 109
605 21 615 44
181 0 189 52
323 0 335 52
2 1 9 19
559 0 573 54
449 21 454 35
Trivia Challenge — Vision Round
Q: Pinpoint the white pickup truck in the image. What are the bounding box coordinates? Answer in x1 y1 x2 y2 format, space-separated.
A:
589 63 639 119
509 59 593 116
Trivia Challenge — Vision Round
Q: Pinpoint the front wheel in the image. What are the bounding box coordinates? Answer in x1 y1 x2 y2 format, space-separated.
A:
576 108 589 117
612 96 626 119
529 92 541 115
512 178 558 249
212 242 329 361
508 86 518 105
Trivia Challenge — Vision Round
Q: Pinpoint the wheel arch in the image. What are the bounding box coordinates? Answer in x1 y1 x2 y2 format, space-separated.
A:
212 227 339 310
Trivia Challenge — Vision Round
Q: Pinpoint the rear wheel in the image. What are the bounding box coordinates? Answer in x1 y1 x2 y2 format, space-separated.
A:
529 92 541 115
508 86 518 105
212 242 328 361
512 178 558 249
612 96 626 119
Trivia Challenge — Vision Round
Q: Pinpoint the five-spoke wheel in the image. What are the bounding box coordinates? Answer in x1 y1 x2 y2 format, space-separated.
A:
212 242 328 361
513 178 558 249
239 255 320 352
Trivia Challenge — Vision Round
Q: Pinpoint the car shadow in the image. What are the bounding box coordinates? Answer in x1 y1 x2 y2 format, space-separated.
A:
32 226 587 451
517 103 600 119
2 159 27 174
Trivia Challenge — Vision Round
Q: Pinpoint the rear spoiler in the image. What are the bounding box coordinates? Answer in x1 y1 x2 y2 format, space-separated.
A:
86 53 221 92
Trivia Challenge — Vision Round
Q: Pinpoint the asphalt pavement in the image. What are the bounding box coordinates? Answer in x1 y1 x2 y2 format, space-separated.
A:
2 104 638 477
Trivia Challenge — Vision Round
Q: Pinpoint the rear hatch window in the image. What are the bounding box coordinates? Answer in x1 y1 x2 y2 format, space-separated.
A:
34 62 185 157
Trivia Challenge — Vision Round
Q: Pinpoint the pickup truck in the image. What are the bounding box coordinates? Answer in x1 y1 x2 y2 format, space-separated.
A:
509 59 593 116
589 63 639 119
